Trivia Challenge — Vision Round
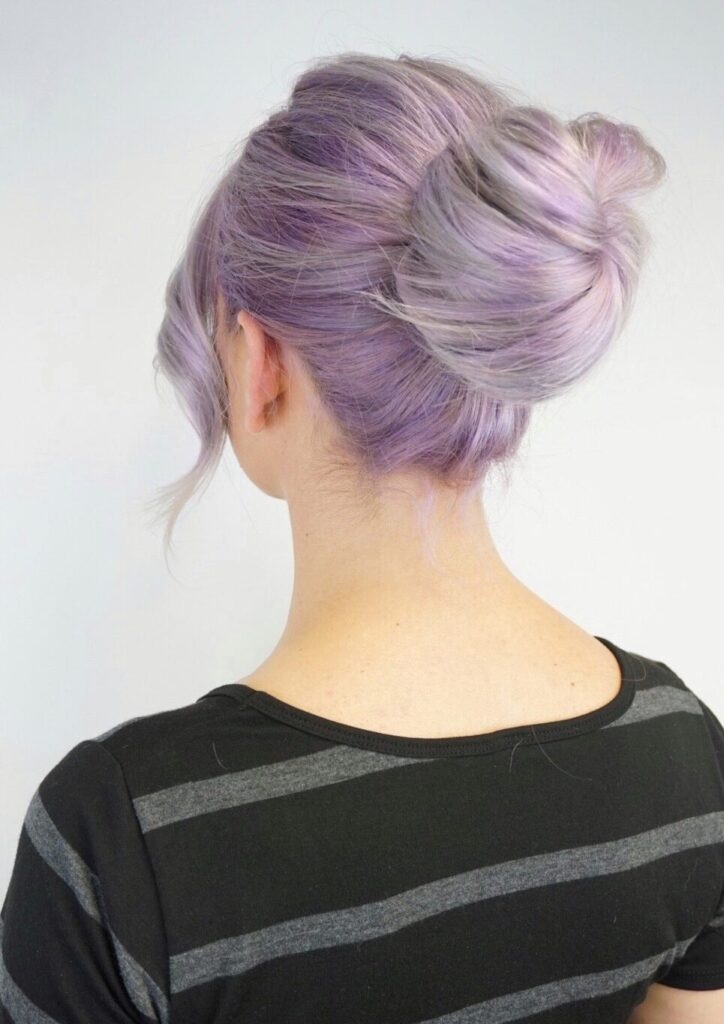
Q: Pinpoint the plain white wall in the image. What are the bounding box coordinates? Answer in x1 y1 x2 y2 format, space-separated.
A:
1 0 722 891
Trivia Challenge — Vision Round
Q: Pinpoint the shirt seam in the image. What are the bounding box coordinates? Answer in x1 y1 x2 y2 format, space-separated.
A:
199 635 637 758
89 738 172 1015
691 698 724 933
238 680 636 759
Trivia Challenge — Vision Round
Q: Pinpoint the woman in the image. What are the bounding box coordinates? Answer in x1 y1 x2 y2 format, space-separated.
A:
2 51 723 1024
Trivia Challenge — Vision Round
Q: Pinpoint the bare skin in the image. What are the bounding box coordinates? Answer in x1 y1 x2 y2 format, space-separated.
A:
215 296 622 738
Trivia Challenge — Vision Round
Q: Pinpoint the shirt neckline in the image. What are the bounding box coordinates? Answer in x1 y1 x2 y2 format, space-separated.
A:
200 635 637 759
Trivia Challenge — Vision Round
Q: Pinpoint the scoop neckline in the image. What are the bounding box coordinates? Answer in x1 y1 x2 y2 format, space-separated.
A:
207 635 636 759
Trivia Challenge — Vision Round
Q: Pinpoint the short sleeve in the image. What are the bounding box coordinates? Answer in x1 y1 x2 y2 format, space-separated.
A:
0 739 170 1023
657 693 724 991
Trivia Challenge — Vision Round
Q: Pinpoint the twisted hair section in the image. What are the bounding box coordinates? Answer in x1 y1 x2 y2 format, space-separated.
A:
149 52 666 552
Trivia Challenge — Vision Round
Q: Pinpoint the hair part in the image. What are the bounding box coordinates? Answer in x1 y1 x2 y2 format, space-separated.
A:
147 51 666 557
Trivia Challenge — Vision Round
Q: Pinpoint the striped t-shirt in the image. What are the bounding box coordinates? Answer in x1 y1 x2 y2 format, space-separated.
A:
2 634 724 1024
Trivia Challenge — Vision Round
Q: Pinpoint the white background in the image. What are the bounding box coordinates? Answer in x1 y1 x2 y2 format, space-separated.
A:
1 0 722 891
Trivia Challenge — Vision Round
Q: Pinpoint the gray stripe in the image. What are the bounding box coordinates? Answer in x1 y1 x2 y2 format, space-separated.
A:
135 683 702 834
24 790 102 922
602 685 702 729
169 809 724 993
711 904 724 928
0 910 700 1024
0 915 63 1024
22 791 170 1023
414 937 696 1024
134 744 421 833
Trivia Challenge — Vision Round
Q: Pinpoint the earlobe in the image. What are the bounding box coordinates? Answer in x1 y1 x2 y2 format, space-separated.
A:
243 351 270 433
244 384 271 434
245 389 283 434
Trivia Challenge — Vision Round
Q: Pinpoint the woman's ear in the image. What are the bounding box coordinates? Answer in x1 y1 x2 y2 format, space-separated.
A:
236 309 286 434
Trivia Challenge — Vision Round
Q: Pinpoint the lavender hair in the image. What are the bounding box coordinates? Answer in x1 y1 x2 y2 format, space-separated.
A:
147 51 666 556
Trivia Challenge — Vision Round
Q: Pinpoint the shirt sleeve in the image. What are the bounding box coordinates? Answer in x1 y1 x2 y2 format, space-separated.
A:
657 693 724 991
0 739 170 1023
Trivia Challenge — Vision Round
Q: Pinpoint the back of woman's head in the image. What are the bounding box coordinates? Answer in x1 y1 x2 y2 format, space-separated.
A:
150 51 666 552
